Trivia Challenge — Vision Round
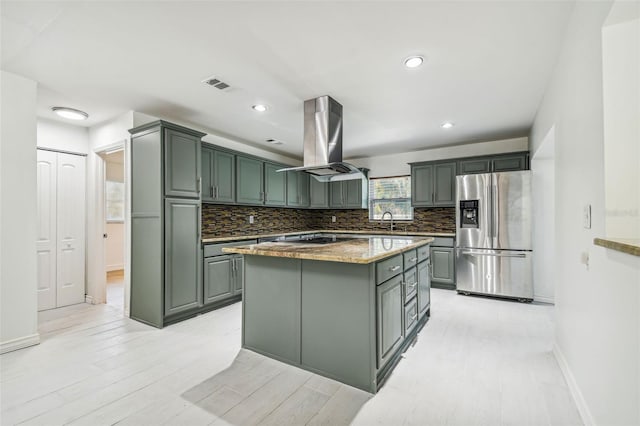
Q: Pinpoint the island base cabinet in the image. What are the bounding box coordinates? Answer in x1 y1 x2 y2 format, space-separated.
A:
300 261 374 392
243 256 301 365
417 260 431 317
376 274 404 370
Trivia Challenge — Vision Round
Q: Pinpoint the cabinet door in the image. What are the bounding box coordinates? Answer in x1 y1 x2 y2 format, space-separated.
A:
165 199 201 316
376 274 404 369
264 162 287 206
417 260 431 317
213 150 235 203
298 172 310 207
330 181 344 208
458 158 491 175
492 154 528 172
431 247 455 284
411 164 434 206
233 256 244 294
204 256 233 305
201 147 214 202
344 179 363 208
286 171 301 206
236 156 264 204
433 162 456 206
309 177 329 208
164 129 201 199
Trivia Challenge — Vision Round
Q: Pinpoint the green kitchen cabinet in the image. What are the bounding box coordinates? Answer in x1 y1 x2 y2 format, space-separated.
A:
286 171 310 207
203 256 233 305
456 152 530 175
264 162 287 206
309 177 329 208
329 174 368 209
431 247 455 286
129 121 205 328
417 259 431 317
202 145 235 203
376 274 405 369
236 155 264 205
233 256 244 294
411 161 456 207
164 198 202 317
164 128 201 199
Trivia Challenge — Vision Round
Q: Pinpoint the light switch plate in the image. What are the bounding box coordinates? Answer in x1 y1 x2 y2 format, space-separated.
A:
331 216 336 223
583 205 591 229
249 215 254 224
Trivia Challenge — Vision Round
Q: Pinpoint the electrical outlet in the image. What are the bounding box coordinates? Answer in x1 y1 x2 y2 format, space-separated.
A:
583 204 591 229
580 251 590 270
331 216 336 223
249 215 254 224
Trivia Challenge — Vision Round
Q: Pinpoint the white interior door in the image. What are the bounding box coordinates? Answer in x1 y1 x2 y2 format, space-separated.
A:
36 150 57 311
56 153 86 307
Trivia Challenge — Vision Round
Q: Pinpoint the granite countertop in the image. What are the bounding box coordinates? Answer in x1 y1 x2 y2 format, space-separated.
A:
202 229 454 244
222 236 434 264
594 237 640 257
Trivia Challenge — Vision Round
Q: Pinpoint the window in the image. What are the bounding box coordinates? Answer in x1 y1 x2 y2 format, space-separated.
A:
106 180 125 222
369 176 413 220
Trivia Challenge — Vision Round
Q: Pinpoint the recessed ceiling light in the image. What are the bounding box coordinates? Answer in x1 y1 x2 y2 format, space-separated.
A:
404 55 424 68
52 107 89 120
441 121 455 129
252 104 268 112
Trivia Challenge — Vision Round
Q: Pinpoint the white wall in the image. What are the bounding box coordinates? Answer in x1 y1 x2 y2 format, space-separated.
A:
602 12 640 238
348 136 528 178
36 118 89 155
0 71 40 353
530 1 640 424
531 128 556 303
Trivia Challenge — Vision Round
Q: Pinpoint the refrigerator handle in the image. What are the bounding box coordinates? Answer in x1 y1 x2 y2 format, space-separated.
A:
492 184 499 243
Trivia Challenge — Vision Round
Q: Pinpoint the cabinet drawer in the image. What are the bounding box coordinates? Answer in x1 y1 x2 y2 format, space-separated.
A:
417 244 430 263
403 249 418 270
404 267 418 303
404 297 418 335
431 237 454 247
376 254 403 285
204 239 257 257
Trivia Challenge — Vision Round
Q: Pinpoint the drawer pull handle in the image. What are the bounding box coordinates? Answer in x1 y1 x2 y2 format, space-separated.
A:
410 314 418 321
389 265 401 272
408 282 417 289
409 257 417 262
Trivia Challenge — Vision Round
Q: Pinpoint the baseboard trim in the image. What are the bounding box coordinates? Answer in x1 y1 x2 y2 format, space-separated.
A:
85 295 94 304
534 295 555 304
553 343 595 426
0 333 40 354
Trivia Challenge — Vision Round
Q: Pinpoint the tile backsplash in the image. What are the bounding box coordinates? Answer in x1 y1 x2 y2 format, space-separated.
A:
202 204 455 239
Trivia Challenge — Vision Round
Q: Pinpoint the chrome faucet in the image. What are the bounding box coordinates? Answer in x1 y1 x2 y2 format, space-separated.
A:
381 211 395 232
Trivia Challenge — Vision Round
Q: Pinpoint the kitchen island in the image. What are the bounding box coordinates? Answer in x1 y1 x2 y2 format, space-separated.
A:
223 234 433 393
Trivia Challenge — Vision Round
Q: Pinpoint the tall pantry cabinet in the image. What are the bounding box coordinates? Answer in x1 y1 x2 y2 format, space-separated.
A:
129 121 205 328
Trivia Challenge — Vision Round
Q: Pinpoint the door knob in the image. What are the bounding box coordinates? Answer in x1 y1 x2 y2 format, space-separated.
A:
103 233 108 238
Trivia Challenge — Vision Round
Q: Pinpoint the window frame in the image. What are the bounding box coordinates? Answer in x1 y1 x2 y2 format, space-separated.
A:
368 175 414 222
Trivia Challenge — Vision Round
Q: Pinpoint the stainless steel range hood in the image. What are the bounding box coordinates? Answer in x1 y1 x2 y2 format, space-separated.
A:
278 96 365 182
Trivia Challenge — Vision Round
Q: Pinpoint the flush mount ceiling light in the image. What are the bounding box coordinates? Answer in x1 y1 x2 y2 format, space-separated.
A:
252 104 268 112
51 107 89 120
441 121 455 129
403 55 424 68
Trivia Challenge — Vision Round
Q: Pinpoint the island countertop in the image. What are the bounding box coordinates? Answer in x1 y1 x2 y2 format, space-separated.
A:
222 235 434 264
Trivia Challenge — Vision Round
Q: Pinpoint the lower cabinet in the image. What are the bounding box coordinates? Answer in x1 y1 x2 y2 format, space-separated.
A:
376 274 404 369
431 246 455 288
202 241 252 308
417 259 431 316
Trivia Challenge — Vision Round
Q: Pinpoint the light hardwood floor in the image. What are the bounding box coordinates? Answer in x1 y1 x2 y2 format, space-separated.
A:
0 289 582 426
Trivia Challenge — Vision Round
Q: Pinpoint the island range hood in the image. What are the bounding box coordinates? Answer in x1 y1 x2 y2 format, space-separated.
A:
278 96 365 182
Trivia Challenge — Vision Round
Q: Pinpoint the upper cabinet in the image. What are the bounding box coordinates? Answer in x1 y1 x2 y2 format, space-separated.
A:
202 145 235 203
264 162 287 206
329 173 369 209
457 152 529 175
411 161 456 207
287 171 310 207
236 155 264 205
309 177 329 208
164 128 202 199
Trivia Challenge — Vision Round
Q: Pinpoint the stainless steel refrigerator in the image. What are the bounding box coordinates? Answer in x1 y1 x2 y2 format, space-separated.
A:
455 171 533 301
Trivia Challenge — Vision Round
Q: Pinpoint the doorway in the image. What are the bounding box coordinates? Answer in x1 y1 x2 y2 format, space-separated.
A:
99 147 127 313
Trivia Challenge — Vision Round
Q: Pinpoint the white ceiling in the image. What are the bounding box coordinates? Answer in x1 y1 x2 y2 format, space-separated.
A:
1 1 575 158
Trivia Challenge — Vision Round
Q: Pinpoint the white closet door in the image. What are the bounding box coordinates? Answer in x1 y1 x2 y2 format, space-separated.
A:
36 150 58 311
56 153 86 307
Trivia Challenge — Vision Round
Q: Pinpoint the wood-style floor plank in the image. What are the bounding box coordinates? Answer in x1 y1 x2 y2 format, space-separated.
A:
1 289 583 426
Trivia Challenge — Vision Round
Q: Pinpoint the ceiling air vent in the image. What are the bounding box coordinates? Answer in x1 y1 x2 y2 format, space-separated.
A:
202 76 231 91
